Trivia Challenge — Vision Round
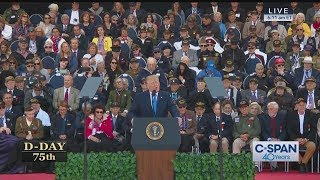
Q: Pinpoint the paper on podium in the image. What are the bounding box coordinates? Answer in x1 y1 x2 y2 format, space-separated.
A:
78 77 103 98
204 77 227 98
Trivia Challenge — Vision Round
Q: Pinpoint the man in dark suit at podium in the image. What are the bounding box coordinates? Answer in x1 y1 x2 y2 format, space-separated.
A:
129 75 178 118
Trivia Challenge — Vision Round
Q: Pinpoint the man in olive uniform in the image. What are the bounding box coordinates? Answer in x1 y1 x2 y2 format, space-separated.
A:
232 100 261 154
15 106 44 140
125 58 142 83
105 77 132 117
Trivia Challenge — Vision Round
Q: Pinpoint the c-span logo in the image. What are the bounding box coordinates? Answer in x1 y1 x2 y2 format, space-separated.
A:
253 141 299 162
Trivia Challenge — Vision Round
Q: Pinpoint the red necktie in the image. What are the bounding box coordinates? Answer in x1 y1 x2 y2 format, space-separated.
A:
64 88 69 102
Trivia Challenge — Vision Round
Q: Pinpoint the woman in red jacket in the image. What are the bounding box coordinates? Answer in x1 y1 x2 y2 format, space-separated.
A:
85 104 115 152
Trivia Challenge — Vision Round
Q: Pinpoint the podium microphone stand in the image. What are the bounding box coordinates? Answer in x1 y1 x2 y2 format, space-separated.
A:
78 77 103 180
204 77 227 180
217 97 224 180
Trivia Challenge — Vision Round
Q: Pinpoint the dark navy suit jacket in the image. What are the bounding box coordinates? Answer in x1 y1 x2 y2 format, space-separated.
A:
259 110 287 141
128 91 178 118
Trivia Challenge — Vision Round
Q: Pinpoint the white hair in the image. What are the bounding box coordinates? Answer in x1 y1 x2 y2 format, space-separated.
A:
48 3 59 11
147 57 157 64
267 101 279 110
295 13 305 22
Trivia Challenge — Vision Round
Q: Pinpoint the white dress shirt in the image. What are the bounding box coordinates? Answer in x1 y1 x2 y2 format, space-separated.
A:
298 112 305 134
2 24 13 41
36 108 51 126
0 116 6 128
64 87 70 97
149 91 158 107
306 90 315 109
70 10 80 25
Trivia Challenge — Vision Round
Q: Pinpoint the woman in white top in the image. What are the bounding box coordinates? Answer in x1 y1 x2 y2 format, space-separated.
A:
0 17 12 42
83 42 104 71
38 13 55 38
311 12 320 37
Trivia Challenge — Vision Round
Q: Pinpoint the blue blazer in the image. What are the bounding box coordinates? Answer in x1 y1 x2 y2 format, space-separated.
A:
64 9 84 24
293 67 320 89
259 111 287 141
128 91 178 118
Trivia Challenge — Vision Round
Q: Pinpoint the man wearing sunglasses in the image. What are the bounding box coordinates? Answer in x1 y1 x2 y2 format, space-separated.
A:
153 46 170 74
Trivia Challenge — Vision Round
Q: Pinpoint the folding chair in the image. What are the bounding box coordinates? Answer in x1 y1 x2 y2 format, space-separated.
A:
127 28 138 41
41 56 55 70
286 146 314 173
119 73 135 92
152 13 163 27
10 40 19 52
29 14 43 26
135 56 147 68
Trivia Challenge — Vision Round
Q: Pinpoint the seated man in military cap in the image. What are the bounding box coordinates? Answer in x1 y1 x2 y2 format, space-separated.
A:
193 101 210 153
242 25 265 52
206 101 233 153
176 99 197 152
157 15 178 40
266 80 294 112
266 30 288 54
24 82 53 113
15 106 44 140
153 46 171 74
267 76 293 97
166 78 188 105
267 39 287 61
133 25 154 57
108 102 130 150
222 74 241 108
242 10 265 39
296 76 320 114
241 78 266 106
30 98 51 140
0 76 24 112
188 78 216 114
125 58 142 83
225 11 243 31
173 25 198 50
286 98 317 173
10 37 34 66
232 100 261 171
221 59 239 75
221 38 245 71
172 39 198 70
232 75 244 92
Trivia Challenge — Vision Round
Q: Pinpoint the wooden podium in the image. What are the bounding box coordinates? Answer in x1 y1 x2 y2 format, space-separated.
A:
131 118 181 180
136 150 176 180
